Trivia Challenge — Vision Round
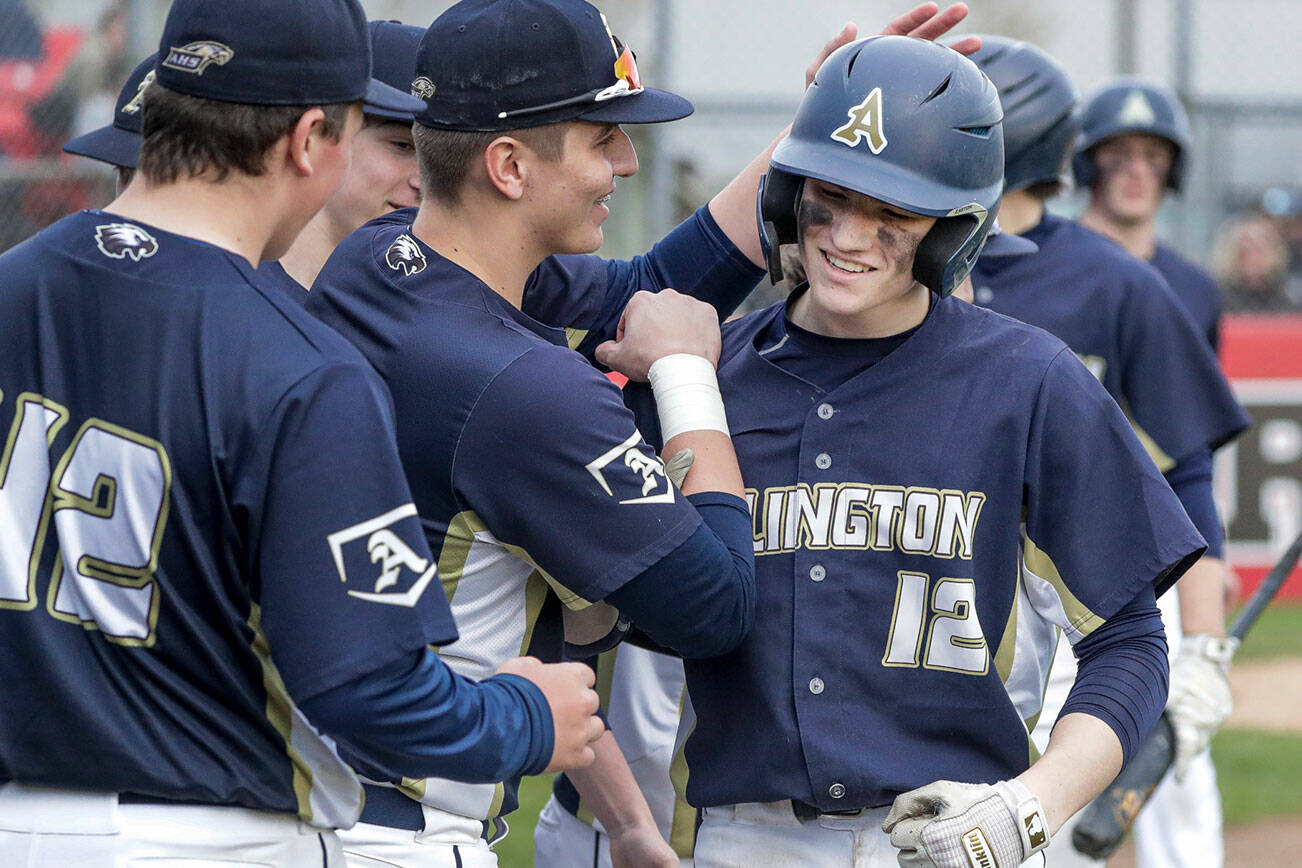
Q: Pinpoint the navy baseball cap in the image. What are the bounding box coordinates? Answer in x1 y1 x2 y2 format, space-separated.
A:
414 0 692 131
155 0 423 115
365 21 426 121
63 53 156 169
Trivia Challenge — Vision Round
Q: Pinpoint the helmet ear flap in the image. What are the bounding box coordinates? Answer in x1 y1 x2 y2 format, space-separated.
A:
759 169 805 284
1071 148 1097 190
914 211 992 297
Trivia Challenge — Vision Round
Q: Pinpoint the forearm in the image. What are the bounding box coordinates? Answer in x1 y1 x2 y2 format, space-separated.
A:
669 429 744 499
1175 555 1228 636
567 729 661 838
300 648 553 783
604 494 755 658
706 126 790 268
1017 712 1122 833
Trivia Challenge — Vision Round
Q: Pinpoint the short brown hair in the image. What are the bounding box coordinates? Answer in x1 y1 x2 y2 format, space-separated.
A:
413 123 567 204
137 83 353 185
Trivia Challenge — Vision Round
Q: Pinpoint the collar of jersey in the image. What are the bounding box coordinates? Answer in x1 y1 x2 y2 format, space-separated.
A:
376 220 568 348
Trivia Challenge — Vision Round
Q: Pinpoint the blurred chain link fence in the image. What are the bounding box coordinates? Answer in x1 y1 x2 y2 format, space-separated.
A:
0 0 1295 276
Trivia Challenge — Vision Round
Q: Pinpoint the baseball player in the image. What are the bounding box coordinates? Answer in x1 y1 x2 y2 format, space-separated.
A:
0 1 604 864
308 0 760 863
1076 79 1222 350
965 40 1249 868
308 4 983 864
62 20 426 301
610 35 1207 868
1072 81 1239 868
530 224 1039 868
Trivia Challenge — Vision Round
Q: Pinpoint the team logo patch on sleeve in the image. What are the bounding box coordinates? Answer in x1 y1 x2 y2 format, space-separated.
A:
585 431 675 505
161 41 234 76
385 234 427 276
94 223 159 261
326 504 438 606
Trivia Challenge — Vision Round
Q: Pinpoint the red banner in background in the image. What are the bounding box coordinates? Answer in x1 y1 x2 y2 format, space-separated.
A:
1218 314 1302 599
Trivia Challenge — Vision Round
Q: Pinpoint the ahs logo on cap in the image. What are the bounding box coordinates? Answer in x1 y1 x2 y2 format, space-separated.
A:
94 223 159 261
162 41 234 76
831 87 888 154
122 70 156 116
1118 89 1157 126
385 235 427 276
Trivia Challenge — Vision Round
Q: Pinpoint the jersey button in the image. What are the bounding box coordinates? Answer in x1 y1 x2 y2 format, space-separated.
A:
809 564 826 582
808 677 825 694
829 782 847 800
817 403 834 420
815 452 832 470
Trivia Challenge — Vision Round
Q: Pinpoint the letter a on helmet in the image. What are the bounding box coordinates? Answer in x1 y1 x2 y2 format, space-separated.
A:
831 88 887 154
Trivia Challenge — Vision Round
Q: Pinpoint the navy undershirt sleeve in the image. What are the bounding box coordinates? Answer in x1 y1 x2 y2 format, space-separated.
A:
1059 587 1169 764
300 647 554 783
1164 447 1223 559
603 491 756 659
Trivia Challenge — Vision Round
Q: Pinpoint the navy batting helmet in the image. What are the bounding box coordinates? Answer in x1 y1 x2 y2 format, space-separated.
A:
1073 77 1191 191
760 36 1004 297
966 35 1079 193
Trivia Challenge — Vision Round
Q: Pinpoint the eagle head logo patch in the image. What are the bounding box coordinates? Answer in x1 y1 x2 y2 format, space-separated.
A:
121 70 155 116
831 87 887 154
162 41 235 76
385 234 427 276
94 223 159 261
411 76 436 100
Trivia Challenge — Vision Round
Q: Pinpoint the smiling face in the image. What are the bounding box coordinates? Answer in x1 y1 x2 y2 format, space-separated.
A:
790 178 936 338
321 117 421 240
524 121 638 255
1089 133 1175 225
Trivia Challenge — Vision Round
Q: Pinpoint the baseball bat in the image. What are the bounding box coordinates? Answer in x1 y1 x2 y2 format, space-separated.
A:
1071 527 1302 860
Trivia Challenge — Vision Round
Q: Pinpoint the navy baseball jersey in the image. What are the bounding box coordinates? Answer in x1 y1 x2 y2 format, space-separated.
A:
971 213 1247 470
257 259 308 303
1150 242 1222 351
0 211 458 827
307 208 759 823
634 293 1204 812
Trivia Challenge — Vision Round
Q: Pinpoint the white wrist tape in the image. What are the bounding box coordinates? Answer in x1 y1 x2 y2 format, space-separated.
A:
648 353 729 443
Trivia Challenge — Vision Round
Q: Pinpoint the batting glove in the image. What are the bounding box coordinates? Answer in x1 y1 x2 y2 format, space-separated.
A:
883 779 1049 868
1167 633 1238 780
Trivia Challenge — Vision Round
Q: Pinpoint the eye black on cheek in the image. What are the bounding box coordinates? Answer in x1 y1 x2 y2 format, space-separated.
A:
797 197 834 232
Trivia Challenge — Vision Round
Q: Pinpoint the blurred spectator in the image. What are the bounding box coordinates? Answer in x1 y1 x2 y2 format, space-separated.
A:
1215 215 1302 312
32 0 130 147
0 0 42 59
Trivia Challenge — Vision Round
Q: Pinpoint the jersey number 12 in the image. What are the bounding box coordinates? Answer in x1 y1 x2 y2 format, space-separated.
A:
882 571 989 674
0 390 171 646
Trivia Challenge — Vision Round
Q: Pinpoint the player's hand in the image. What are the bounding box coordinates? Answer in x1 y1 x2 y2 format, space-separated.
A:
608 823 679 868
804 5 978 90
494 656 603 773
884 4 980 56
595 290 722 381
1167 633 1238 780
882 779 1050 868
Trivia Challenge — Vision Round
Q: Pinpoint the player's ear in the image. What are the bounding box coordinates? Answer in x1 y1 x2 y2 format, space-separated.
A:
286 107 328 177
482 136 529 201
